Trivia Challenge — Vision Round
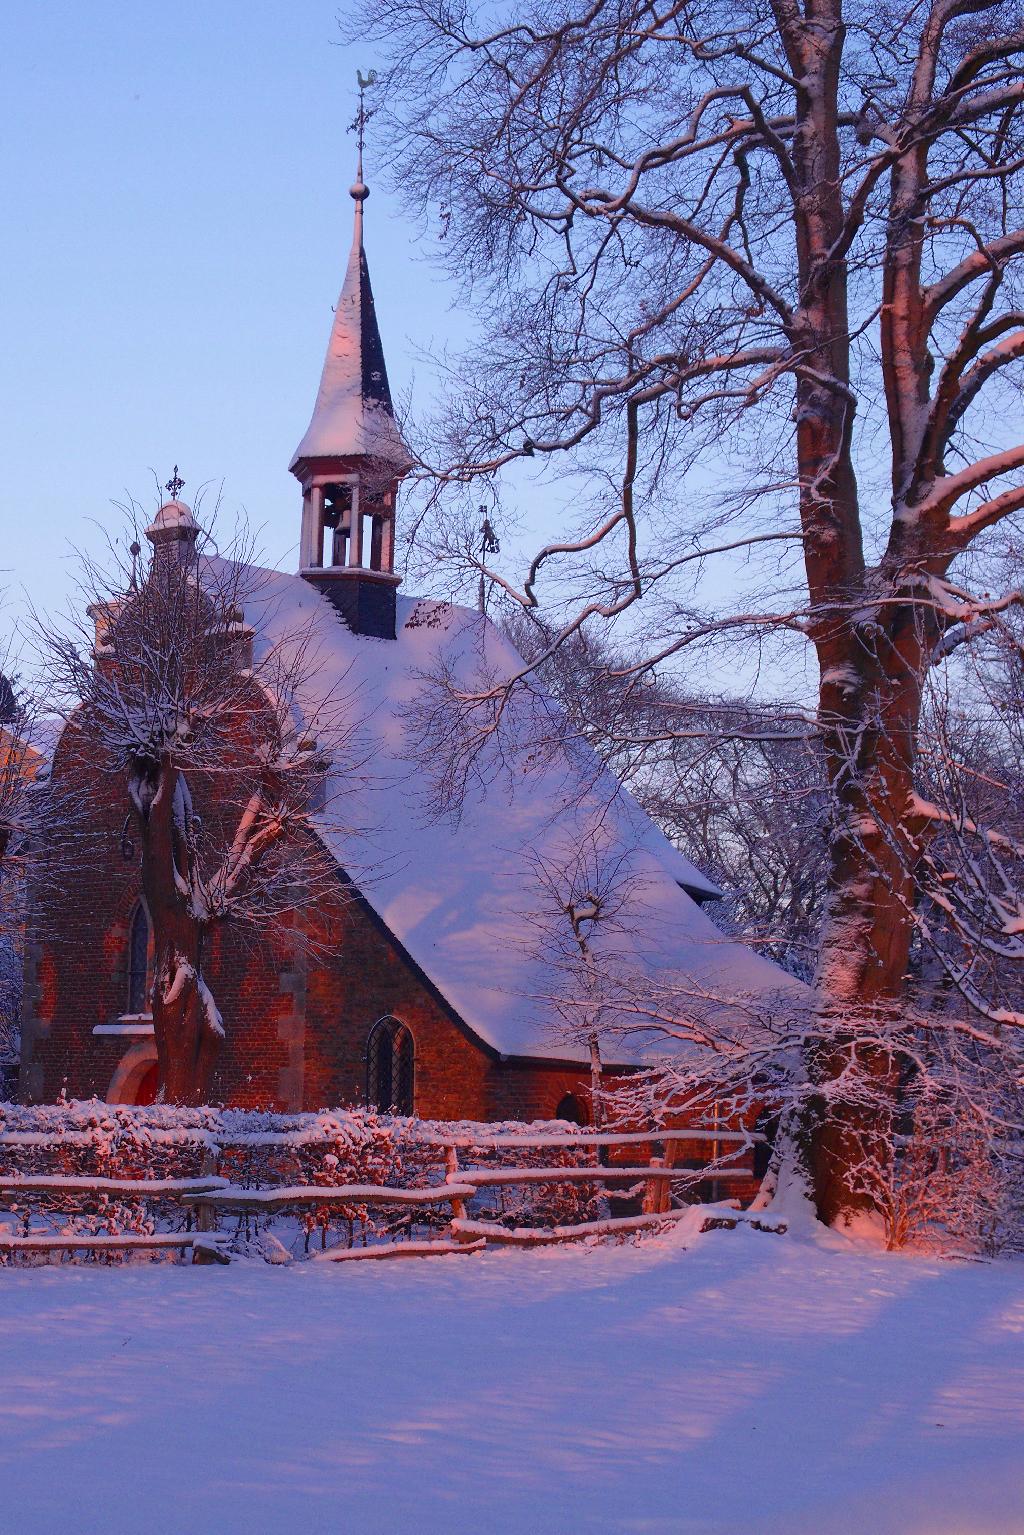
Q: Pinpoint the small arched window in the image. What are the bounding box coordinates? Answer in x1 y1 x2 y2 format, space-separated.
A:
126 902 152 1016
556 1092 588 1126
365 1016 415 1115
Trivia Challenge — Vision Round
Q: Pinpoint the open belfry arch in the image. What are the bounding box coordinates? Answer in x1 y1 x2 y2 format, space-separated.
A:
290 138 411 640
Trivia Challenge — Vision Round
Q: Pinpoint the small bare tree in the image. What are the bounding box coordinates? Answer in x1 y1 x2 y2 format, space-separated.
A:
505 612 831 977
524 825 645 1128
37 501 350 1104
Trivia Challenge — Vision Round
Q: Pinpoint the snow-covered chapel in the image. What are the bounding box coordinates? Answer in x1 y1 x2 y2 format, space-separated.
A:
18 168 797 1117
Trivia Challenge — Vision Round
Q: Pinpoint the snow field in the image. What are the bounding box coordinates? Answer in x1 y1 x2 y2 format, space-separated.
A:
1 1227 1022 1534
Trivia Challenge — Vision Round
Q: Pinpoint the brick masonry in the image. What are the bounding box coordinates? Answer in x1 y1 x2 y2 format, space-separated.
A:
19 729 595 1122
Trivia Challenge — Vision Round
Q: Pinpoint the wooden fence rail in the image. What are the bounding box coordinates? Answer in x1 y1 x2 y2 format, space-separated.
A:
0 1130 761 1264
449 1165 754 1187
181 1182 478 1214
0 1232 230 1262
0 1176 228 1198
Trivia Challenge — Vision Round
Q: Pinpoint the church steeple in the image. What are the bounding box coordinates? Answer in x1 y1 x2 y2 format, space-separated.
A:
291 137 410 641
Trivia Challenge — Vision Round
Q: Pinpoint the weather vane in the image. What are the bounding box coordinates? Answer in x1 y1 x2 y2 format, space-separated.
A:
165 465 185 500
351 68 378 173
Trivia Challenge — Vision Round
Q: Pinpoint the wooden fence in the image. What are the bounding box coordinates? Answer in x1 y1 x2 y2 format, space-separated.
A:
0 1127 770 1265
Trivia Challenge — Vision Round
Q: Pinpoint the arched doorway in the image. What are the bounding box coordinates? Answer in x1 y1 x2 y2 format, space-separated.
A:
556 1092 588 1126
134 1063 159 1105
107 1041 160 1105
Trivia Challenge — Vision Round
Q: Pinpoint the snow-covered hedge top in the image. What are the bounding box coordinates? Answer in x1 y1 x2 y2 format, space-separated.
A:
0 1099 585 1151
0 1102 601 1204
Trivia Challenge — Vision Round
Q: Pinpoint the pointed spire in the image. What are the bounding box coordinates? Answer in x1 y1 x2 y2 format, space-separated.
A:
289 171 410 473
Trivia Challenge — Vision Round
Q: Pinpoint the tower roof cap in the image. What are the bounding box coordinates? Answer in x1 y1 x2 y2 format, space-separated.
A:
290 181 411 475
145 499 199 543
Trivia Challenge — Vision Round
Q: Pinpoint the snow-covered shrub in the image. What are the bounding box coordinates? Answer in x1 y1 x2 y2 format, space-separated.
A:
0 1101 405 1259
852 1107 1024 1257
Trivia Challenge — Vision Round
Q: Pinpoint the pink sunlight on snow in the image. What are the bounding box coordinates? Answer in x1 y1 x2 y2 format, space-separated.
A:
1 1226 1022 1534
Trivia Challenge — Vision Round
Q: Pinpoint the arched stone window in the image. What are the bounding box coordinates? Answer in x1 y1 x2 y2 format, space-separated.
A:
556 1092 588 1126
126 902 152 1016
365 1016 415 1115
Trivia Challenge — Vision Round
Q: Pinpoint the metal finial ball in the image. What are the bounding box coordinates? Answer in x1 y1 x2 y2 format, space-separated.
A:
350 180 370 202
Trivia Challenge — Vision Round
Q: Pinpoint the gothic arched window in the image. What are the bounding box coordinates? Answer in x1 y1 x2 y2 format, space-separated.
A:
365 1017 415 1115
126 902 152 1016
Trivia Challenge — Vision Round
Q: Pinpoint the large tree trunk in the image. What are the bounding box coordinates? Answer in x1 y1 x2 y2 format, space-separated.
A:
150 923 213 1107
137 760 221 1105
774 0 929 1223
801 630 928 1222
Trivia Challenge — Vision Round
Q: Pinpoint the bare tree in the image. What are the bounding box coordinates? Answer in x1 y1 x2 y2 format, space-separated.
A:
349 0 1024 1221
36 502 349 1105
505 611 831 977
523 824 645 1128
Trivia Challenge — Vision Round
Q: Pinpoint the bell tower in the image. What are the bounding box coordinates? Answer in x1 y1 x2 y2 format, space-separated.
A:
290 147 410 639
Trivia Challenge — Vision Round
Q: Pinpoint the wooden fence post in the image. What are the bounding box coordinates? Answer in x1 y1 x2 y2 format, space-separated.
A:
642 1156 665 1215
445 1147 470 1241
193 1147 221 1263
658 1139 678 1215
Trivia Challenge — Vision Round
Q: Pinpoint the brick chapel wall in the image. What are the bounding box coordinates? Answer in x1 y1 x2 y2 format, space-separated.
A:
22 825 603 1120
22 865 559 1120
490 1061 599 1124
18 718 521 1118
294 890 498 1119
18 700 632 1122
18 777 503 1113
18 756 160 1103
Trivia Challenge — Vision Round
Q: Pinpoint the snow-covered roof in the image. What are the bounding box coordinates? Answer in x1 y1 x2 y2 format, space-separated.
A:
3 715 61 775
289 190 410 473
241 567 805 1067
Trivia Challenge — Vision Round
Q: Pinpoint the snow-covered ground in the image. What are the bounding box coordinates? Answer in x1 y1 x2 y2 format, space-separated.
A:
2 1228 1023 1534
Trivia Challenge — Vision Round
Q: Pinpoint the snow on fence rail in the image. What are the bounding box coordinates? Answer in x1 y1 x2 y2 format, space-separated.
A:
0 1101 763 1265
181 1182 480 1212
0 1128 760 1150
0 1176 228 1197
450 1165 754 1187
391 1128 763 1149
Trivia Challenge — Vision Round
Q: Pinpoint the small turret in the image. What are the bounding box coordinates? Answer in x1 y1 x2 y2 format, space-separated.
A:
145 499 199 566
145 469 200 574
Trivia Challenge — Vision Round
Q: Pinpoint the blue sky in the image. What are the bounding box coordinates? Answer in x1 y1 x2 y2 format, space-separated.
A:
0 1 813 706
1 1 459 626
